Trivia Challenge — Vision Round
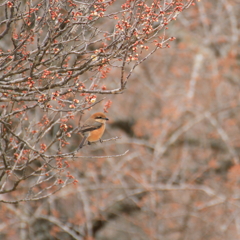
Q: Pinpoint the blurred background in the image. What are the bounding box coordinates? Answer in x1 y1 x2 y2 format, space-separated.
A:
0 0 240 239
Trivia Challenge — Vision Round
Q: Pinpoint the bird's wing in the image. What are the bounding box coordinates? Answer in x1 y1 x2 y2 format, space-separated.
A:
80 122 102 133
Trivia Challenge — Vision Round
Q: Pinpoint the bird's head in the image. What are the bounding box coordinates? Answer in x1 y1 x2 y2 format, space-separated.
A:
91 112 109 123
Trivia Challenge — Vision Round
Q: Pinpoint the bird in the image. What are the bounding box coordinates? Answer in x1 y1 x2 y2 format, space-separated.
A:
78 112 109 149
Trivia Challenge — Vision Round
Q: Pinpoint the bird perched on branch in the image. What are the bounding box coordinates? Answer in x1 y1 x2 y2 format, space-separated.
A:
78 112 109 149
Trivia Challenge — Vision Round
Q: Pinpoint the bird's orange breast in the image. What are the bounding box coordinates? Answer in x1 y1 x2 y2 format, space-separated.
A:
87 125 105 142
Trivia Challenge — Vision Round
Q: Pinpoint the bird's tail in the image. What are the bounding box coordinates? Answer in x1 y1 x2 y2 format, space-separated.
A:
79 135 87 149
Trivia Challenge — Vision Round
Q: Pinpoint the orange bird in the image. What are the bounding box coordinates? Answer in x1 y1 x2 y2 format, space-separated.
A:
79 112 109 149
